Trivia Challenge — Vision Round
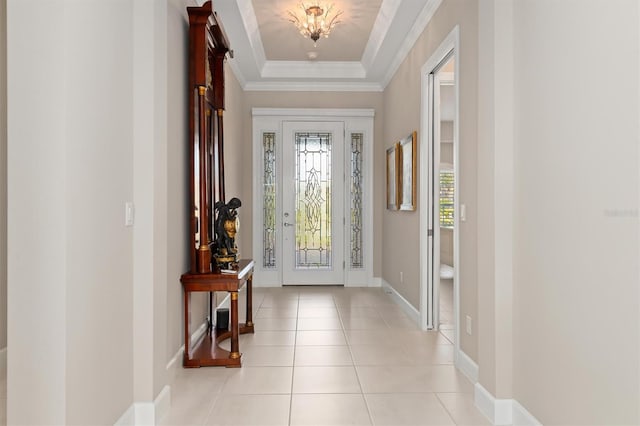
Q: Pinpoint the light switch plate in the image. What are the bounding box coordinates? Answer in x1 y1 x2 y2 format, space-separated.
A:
125 202 135 227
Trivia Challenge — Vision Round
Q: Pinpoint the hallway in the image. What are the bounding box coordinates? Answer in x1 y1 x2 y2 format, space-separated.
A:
161 287 488 425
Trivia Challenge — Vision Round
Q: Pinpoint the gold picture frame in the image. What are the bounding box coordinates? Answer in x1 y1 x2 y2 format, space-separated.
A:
386 143 400 210
399 131 417 211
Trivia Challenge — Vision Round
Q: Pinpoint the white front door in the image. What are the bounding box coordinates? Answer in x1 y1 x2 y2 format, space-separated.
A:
281 121 345 285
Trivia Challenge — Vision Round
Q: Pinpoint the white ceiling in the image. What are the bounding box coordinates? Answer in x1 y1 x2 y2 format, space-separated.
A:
212 0 443 91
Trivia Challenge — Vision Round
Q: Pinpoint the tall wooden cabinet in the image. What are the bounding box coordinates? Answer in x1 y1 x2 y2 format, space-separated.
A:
180 1 255 368
186 1 229 274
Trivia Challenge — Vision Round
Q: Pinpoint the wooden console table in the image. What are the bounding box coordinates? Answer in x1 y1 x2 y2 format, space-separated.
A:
180 259 255 367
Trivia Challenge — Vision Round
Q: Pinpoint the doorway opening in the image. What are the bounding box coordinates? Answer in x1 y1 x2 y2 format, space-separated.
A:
436 56 456 343
252 108 374 288
419 27 460 355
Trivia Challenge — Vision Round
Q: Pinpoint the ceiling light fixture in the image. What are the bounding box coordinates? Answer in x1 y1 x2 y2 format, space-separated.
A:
287 3 343 46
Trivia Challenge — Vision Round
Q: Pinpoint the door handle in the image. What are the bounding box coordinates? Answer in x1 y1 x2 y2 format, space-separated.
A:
284 222 294 227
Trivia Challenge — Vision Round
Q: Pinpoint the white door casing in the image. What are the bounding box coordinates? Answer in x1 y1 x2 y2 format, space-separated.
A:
252 108 374 287
432 71 442 329
419 27 460 359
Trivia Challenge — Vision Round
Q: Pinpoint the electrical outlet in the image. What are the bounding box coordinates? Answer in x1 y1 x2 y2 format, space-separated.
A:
465 315 472 335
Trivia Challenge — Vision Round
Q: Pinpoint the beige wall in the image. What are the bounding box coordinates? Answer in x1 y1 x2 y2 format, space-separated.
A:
0 0 6 356
8 0 188 423
166 0 207 379
382 0 478 360
510 1 639 423
8 1 137 423
223 64 248 255
241 91 385 278
65 1 136 423
440 121 454 164
476 0 515 399
8 3 68 422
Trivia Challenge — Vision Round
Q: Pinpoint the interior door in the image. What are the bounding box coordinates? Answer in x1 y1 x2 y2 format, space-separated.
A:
282 121 345 285
427 71 442 329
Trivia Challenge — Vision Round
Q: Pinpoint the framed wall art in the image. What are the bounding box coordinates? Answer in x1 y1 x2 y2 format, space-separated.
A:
386 143 400 210
399 131 417 211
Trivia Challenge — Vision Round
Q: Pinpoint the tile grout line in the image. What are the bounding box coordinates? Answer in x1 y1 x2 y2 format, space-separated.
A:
201 387 223 426
434 392 459 425
287 291 300 426
334 294 376 426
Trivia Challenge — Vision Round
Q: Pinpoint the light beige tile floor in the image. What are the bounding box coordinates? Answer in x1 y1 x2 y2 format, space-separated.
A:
160 287 489 426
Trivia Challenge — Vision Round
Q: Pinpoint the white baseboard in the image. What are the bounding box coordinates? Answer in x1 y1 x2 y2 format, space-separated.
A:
512 400 542 425
153 386 171 424
475 383 511 425
132 402 154 426
114 386 170 426
217 293 231 311
381 279 420 324
474 383 541 426
166 320 209 381
455 348 478 383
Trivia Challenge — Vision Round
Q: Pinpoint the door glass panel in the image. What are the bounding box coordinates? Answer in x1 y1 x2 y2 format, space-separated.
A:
350 133 363 269
294 132 332 269
262 132 276 268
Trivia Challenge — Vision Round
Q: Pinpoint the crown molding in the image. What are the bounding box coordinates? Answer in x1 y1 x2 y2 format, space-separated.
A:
381 0 443 89
236 0 266 69
252 108 375 117
360 0 402 70
261 60 366 79
243 80 383 92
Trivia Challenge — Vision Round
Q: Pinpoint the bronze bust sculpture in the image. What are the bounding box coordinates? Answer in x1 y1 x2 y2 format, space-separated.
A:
214 197 241 268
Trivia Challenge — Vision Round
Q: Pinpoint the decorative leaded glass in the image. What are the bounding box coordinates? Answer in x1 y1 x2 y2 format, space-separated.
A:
294 132 332 269
350 133 364 268
263 133 276 268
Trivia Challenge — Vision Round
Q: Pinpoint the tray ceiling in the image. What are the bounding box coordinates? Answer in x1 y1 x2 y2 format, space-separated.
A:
212 0 443 91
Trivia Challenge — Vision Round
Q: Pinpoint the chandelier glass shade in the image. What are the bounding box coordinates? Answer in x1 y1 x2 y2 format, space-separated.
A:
288 3 343 45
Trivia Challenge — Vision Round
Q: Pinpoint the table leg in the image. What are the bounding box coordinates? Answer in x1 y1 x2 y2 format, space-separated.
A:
246 274 254 327
230 291 240 359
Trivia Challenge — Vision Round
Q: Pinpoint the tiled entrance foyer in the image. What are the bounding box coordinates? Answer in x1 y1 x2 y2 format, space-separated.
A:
161 287 488 426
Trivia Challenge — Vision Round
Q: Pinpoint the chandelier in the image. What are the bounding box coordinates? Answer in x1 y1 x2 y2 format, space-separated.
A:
287 3 343 46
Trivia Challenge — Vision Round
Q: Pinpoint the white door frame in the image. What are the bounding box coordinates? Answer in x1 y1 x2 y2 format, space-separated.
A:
419 27 460 347
252 108 374 287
